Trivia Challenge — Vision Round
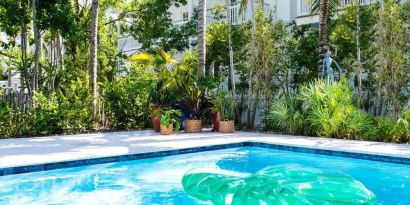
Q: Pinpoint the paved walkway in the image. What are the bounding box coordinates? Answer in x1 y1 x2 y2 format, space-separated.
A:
0 130 409 168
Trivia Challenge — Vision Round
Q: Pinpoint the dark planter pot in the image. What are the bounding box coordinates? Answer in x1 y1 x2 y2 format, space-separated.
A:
212 112 220 132
151 105 161 132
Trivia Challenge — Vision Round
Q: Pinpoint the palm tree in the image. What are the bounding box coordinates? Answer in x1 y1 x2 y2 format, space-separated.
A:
197 0 206 77
89 0 99 116
308 0 340 76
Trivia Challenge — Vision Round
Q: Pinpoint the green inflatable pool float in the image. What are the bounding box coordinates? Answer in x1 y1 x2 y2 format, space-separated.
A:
181 165 376 205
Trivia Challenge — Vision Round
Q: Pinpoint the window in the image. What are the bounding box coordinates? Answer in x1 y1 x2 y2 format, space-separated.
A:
182 12 189 21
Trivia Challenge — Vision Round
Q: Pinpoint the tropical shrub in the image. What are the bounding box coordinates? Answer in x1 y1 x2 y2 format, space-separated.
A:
56 79 93 134
340 110 376 140
104 66 157 129
299 79 352 137
30 92 59 135
267 94 305 134
0 94 16 137
266 79 394 141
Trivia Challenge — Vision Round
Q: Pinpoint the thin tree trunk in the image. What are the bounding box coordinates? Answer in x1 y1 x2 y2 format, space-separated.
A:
355 0 362 96
197 0 206 78
89 0 99 117
318 0 329 77
32 0 40 92
226 0 241 127
21 0 30 94
375 0 384 116
247 0 256 128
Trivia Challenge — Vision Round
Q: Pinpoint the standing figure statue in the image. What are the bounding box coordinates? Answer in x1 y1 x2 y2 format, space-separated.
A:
321 46 342 82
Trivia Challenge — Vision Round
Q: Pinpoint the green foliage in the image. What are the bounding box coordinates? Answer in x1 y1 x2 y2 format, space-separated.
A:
267 94 305 134
0 92 16 137
299 79 352 137
211 91 235 121
104 66 157 129
340 111 376 140
159 108 182 131
56 79 93 134
266 79 398 141
374 110 410 143
128 0 196 51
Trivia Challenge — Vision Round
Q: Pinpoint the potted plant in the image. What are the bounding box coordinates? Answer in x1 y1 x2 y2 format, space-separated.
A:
178 84 210 133
159 108 182 135
210 91 229 132
218 95 235 133
131 49 177 132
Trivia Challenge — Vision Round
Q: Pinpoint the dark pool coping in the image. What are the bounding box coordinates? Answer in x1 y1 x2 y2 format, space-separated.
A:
1 141 409 176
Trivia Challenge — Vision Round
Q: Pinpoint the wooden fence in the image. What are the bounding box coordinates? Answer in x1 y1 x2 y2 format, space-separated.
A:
0 92 32 112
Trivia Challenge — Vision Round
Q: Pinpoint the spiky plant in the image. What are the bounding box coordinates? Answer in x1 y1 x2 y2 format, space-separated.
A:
267 94 305 135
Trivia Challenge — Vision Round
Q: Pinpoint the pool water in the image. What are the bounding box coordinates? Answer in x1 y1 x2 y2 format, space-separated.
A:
0 147 409 205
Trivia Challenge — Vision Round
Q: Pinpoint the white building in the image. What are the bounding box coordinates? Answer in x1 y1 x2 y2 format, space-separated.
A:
118 0 299 55
0 71 21 92
295 0 376 25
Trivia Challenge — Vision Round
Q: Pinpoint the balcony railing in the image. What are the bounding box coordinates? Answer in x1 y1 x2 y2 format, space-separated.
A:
207 1 270 25
298 0 375 16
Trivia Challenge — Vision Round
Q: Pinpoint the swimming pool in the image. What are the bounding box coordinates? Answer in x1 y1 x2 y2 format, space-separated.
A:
0 147 409 204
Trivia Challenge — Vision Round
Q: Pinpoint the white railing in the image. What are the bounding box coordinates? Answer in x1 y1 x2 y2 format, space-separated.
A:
207 1 270 25
117 37 141 52
298 0 375 16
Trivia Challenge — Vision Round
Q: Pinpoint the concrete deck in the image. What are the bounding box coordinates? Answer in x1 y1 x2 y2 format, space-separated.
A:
1 130 409 168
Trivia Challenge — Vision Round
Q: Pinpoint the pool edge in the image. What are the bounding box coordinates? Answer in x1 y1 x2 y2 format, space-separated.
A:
1 141 409 176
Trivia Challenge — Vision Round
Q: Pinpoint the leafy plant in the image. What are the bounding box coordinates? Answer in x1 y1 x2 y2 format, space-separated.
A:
159 108 182 131
299 79 352 137
339 110 376 140
267 94 305 134
210 91 235 121
104 66 156 129
177 83 210 120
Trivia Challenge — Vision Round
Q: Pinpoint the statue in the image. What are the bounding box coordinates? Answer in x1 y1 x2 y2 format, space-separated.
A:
321 46 342 81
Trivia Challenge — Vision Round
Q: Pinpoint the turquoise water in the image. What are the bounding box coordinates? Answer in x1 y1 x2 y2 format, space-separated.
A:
0 147 409 205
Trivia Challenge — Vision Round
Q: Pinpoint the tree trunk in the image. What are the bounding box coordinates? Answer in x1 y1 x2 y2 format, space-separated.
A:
318 0 329 77
89 0 99 116
355 0 362 96
226 0 241 127
247 0 256 128
375 0 384 116
197 0 206 78
32 0 41 91
21 0 30 94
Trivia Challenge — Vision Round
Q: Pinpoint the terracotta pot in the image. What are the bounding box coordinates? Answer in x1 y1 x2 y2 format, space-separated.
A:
219 120 234 133
184 119 202 133
160 124 174 135
212 112 220 132
151 105 161 132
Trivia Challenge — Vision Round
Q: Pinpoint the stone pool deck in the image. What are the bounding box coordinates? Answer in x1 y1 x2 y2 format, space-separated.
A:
1 130 409 169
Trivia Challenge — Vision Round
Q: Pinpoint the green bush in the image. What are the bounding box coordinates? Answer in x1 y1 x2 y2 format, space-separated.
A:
0 96 16 137
267 94 305 134
266 79 403 142
104 66 156 129
30 92 59 135
299 79 352 137
340 110 376 140
56 79 93 134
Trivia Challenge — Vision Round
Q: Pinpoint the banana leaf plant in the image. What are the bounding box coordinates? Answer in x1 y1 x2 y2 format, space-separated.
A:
130 47 178 106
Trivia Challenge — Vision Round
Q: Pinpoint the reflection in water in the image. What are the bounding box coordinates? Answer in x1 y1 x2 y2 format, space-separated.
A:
182 165 377 205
